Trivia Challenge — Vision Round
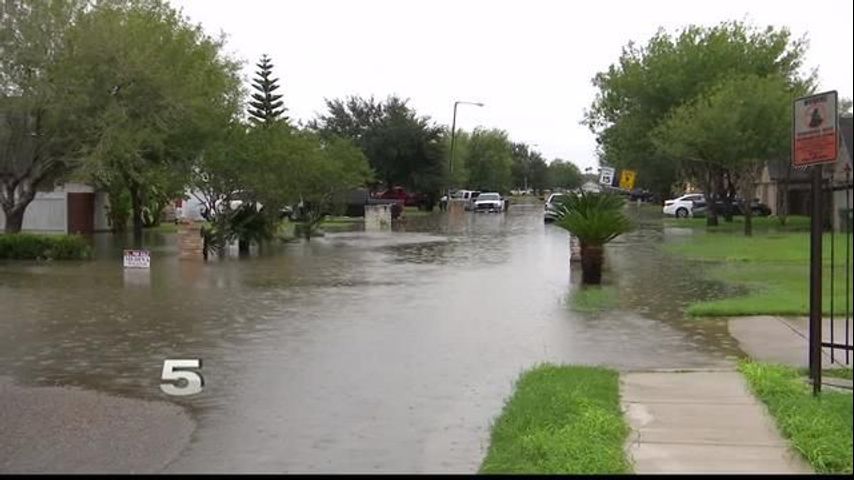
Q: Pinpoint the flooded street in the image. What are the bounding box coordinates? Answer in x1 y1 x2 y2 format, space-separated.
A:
1 205 741 473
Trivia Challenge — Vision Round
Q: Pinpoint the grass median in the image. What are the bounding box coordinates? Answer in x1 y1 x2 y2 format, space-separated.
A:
666 230 852 317
569 285 619 313
740 361 853 474
479 364 630 474
663 215 812 232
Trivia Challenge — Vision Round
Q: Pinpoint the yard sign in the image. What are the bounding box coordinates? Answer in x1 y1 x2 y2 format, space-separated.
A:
123 249 151 269
793 91 838 167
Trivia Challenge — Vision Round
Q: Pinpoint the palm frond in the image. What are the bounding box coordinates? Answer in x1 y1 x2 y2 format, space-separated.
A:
554 191 633 246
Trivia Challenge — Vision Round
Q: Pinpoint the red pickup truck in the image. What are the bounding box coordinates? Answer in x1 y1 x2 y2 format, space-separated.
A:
376 187 425 208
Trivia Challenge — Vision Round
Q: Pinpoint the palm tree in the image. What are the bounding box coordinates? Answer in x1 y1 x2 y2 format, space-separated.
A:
555 191 633 284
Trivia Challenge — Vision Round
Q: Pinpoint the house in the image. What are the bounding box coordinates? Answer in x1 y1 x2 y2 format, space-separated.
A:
754 115 853 231
0 182 110 234
580 180 602 193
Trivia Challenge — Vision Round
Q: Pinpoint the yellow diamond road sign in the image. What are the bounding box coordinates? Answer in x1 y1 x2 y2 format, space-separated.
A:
619 170 637 190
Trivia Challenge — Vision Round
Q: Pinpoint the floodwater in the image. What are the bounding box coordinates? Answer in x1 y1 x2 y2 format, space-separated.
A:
0 204 742 473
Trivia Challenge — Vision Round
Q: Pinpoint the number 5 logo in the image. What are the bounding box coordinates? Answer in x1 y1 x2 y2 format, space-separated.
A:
160 359 204 396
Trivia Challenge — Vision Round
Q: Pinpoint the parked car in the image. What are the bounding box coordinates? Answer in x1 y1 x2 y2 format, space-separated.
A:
544 192 569 222
473 192 505 213
629 188 654 202
692 198 772 218
663 193 705 218
377 186 422 207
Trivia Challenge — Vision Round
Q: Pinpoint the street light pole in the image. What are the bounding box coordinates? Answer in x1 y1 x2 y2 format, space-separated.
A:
450 102 460 181
447 100 484 208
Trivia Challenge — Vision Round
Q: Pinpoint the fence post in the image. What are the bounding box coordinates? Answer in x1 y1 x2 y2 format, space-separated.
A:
809 166 823 395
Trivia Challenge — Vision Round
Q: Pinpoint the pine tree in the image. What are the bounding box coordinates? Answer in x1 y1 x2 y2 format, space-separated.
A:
248 54 287 125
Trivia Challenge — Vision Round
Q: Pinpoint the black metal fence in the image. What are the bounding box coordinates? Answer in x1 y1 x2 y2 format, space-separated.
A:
810 167 853 393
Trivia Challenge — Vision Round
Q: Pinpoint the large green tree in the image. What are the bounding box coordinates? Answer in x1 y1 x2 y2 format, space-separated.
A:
242 125 372 239
547 159 584 190
511 143 549 192
311 95 445 207
464 128 514 193
584 21 813 208
0 0 88 233
247 54 287 126
58 0 243 244
653 74 799 236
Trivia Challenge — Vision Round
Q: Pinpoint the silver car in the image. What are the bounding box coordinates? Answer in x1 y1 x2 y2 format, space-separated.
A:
544 192 568 222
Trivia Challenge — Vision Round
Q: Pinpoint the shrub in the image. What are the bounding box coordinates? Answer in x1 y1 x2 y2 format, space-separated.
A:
0 233 92 260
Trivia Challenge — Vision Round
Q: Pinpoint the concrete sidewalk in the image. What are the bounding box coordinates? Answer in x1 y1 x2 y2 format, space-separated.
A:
621 371 812 474
729 316 853 370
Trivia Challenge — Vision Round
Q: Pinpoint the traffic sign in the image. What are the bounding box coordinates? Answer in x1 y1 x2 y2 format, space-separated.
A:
599 167 616 186
793 91 838 167
619 169 637 190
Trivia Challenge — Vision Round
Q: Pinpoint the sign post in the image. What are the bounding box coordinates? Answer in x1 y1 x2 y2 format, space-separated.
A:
794 91 838 395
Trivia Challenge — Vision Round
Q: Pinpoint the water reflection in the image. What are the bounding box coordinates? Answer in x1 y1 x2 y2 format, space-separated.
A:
1 205 741 472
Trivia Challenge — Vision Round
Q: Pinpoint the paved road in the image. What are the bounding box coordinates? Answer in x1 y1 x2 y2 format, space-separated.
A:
0 377 194 473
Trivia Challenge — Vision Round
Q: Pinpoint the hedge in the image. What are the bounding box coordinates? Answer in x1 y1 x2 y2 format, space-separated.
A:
0 233 92 260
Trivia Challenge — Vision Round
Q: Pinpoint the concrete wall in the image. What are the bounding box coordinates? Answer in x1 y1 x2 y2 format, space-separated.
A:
0 190 67 233
0 183 110 233
364 204 392 230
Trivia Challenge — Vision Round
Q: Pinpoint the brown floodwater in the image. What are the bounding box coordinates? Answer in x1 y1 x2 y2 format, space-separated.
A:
0 204 742 472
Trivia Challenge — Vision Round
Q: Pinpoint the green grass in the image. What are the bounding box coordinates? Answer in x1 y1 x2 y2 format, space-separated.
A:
324 216 364 224
664 215 811 232
402 206 434 217
479 364 631 474
797 368 854 381
740 361 853 474
667 231 853 317
823 369 854 380
569 285 619 313
668 230 849 263
685 262 852 316
144 223 179 233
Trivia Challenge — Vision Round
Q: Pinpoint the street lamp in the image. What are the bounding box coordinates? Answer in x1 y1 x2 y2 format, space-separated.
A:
448 100 484 203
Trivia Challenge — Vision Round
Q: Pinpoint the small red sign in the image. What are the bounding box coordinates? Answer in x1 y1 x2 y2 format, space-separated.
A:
793 91 838 167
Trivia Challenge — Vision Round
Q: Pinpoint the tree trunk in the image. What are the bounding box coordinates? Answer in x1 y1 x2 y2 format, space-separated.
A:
129 181 144 248
703 170 719 227
1 182 37 234
719 171 733 223
738 166 759 237
744 206 753 236
779 163 791 226
580 244 604 285
2 206 26 233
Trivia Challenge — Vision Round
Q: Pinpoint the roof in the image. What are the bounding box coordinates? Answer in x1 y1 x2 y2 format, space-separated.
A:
766 160 811 182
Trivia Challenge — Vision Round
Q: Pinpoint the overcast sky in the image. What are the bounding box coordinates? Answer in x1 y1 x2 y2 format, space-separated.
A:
171 0 853 171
